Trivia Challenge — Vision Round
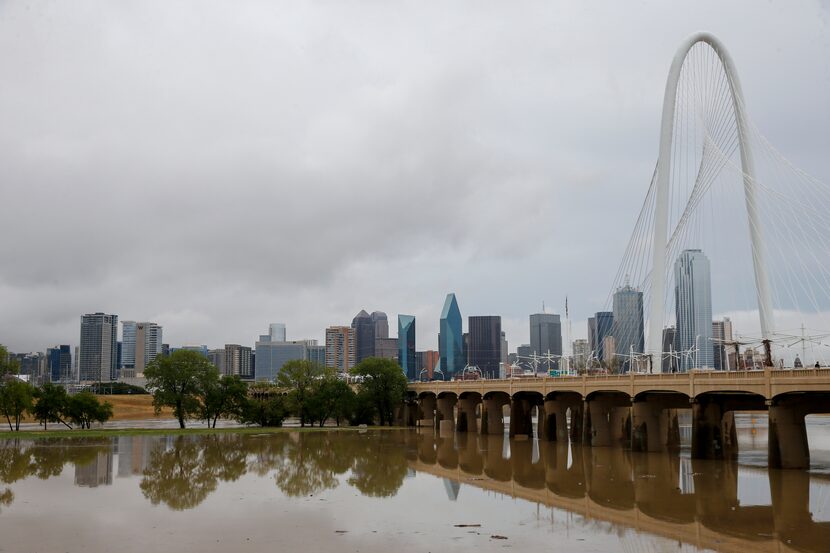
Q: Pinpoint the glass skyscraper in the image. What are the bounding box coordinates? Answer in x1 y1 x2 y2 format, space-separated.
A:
398 315 416 381
352 310 375 363
121 320 137 370
612 285 644 372
46 345 71 383
529 313 562 371
468 316 502 379
675 249 713 371
588 311 614 366
439 293 464 379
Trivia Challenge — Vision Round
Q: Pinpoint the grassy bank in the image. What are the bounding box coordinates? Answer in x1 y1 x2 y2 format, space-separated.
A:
16 394 170 424
0 425 405 440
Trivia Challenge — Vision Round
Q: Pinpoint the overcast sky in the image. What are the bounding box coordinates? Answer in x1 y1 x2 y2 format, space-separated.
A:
1 1 829 353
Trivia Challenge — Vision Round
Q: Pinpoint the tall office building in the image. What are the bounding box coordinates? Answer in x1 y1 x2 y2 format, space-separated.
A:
79 313 118 383
255 325 316 381
439 293 464 379
675 249 714 371
306 343 326 367
225 344 253 379
588 312 614 366
134 322 162 375
572 339 589 370
416 350 439 380
500 331 508 367
352 310 375 363
374 338 398 360
208 349 226 374
516 344 533 371
326 326 356 374
398 315 416 381
468 316 502 379
371 311 389 340
269 323 286 343
662 327 678 372
712 317 733 370
529 313 562 370
121 321 137 370
46 345 72 383
612 284 644 372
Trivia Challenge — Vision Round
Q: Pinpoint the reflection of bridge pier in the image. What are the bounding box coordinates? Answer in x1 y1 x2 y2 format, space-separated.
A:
412 370 830 468
585 446 634 510
408 434 830 553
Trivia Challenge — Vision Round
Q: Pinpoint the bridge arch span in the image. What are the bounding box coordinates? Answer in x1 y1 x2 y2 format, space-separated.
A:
647 32 773 361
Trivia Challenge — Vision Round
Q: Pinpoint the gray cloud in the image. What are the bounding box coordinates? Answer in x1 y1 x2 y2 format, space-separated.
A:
1 0 828 352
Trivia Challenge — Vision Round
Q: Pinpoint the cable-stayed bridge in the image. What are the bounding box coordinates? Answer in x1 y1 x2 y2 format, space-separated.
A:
600 32 830 373
407 33 830 470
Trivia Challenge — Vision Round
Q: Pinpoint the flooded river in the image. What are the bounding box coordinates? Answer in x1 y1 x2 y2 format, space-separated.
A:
1 421 829 552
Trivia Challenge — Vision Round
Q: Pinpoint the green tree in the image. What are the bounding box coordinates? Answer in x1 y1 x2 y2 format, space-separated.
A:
0 345 19 379
307 376 355 427
66 392 113 429
144 350 219 428
0 379 33 431
277 360 323 427
32 383 71 430
238 395 287 427
349 391 377 426
201 375 248 428
350 358 407 426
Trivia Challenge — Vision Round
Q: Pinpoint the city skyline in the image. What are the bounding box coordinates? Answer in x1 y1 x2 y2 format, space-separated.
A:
1 2 828 355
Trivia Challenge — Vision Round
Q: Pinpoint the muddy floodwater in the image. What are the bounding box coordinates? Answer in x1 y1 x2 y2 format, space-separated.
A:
1 418 830 553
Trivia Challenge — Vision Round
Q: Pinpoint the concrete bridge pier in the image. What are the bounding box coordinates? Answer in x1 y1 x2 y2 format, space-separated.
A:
418 394 436 429
540 399 570 441
583 394 631 447
632 398 682 452
481 394 509 436
436 395 457 436
509 397 534 439
768 396 810 469
691 400 738 460
395 402 418 427
456 396 480 433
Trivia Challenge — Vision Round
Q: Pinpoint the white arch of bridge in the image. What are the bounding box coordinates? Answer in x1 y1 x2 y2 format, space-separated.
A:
646 32 774 364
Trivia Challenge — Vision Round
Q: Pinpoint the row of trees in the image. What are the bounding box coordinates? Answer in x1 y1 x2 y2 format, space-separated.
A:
1 345 114 431
143 350 408 428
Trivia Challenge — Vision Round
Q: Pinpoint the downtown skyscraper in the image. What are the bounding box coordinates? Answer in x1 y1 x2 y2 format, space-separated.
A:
675 249 714 370
439 293 464 379
352 310 375 363
79 312 118 382
398 315 416 381
612 284 644 372
529 313 562 371
468 316 502 379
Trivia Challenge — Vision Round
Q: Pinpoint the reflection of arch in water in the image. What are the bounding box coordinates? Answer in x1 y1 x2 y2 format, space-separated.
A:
456 432 484 475
408 435 830 552
631 451 696 524
585 446 635 511
541 441 585 499
510 438 545 490
480 434 511 482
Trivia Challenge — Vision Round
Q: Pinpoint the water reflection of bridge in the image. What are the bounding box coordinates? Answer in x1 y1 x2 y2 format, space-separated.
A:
407 368 830 469
407 430 830 553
